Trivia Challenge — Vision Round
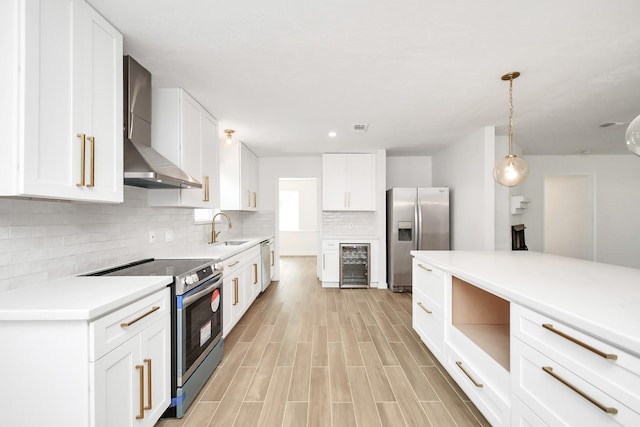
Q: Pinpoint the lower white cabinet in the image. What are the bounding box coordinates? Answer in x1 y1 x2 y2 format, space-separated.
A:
321 240 340 286
0 286 170 427
222 244 262 337
411 255 640 427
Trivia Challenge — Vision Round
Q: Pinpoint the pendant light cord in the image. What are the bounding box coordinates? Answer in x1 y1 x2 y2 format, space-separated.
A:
508 76 514 156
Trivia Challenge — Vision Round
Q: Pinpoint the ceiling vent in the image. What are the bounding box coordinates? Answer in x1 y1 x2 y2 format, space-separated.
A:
352 123 369 133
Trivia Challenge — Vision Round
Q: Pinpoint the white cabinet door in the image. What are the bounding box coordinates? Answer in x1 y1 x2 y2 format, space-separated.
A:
139 314 171 426
150 89 219 208
247 255 262 304
2 0 123 202
92 335 140 427
346 154 375 210
322 154 348 210
220 141 259 211
322 153 375 211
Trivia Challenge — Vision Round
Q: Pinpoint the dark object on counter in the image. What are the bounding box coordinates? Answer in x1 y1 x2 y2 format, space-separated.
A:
512 224 528 250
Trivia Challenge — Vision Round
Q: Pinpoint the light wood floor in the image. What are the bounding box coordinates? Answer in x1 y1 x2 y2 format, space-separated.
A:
156 256 489 427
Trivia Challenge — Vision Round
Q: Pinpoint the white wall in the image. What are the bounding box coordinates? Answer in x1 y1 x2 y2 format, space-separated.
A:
519 154 640 268
432 127 505 250
386 156 432 188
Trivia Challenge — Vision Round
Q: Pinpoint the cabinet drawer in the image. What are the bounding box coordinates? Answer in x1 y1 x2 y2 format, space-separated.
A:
512 338 640 426
222 253 244 276
322 240 339 250
446 342 510 427
511 395 548 427
90 288 170 361
412 260 444 309
512 304 640 411
412 287 444 363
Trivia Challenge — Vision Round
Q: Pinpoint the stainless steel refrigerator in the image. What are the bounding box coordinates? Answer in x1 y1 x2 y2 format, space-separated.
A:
386 187 450 292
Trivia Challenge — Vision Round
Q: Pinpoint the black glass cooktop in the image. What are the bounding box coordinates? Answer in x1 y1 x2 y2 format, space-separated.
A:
87 258 214 278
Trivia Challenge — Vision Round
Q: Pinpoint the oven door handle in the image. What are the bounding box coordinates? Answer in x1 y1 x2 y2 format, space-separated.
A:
182 277 223 308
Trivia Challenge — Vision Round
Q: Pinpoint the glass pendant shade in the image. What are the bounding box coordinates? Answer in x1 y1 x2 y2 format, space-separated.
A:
626 114 640 156
493 154 529 187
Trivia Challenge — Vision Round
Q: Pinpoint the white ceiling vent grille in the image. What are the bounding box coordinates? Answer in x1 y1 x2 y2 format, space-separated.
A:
352 123 369 133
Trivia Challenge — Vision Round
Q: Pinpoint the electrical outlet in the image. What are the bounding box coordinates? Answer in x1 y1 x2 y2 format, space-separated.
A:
165 230 173 242
149 230 156 243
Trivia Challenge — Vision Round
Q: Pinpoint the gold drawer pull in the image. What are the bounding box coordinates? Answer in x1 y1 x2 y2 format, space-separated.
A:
253 263 258 284
76 133 86 187
455 361 483 388
87 136 95 187
120 306 160 327
144 359 152 410
542 366 617 414
233 277 239 305
227 260 240 268
135 364 145 419
417 263 432 272
417 302 432 314
542 324 617 360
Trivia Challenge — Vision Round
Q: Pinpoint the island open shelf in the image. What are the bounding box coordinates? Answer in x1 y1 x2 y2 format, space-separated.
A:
452 276 510 371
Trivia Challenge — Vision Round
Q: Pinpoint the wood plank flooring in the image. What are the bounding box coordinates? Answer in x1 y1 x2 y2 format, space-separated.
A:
155 256 489 427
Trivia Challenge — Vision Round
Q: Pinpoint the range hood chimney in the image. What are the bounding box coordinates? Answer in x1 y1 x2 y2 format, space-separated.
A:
123 56 202 189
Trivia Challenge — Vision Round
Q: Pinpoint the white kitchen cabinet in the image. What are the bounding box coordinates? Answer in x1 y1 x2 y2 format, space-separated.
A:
321 240 340 287
220 140 259 211
149 88 219 208
91 294 171 427
412 259 446 364
511 303 640 426
222 245 262 336
269 239 276 280
0 0 123 203
322 153 375 211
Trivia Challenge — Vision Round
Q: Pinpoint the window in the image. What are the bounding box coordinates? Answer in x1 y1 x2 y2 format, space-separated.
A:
279 191 299 231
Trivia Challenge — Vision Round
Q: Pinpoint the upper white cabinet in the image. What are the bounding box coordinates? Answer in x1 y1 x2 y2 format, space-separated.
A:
322 153 375 211
220 140 259 211
0 0 123 203
149 88 219 208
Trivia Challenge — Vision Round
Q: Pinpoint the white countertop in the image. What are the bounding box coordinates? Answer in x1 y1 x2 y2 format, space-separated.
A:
150 235 274 261
0 276 172 321
411 250 640 356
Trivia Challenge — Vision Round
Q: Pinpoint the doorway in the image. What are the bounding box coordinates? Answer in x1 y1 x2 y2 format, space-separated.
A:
278 178 318 256
543 175 594 260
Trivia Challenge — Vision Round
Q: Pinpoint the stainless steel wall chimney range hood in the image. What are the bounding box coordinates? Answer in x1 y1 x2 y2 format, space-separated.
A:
123 56 202 189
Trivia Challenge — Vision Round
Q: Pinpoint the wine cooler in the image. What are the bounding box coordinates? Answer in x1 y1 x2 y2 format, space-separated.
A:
339 243 370 288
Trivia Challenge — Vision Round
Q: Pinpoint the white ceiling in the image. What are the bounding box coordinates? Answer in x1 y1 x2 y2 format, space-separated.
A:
89 0 640 157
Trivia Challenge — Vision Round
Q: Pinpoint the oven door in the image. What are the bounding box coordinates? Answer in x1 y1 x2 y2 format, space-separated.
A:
176 273 223 386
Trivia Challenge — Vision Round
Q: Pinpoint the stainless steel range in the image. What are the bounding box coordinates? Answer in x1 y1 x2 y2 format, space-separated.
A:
89 258 223 418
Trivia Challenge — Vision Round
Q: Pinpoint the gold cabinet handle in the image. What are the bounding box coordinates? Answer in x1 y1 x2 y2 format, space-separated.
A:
417 302 432 314
76 133 86 186
233 277 239 305
227 260 240 268
203 175 209 202
120 306 160 327
253 192 257 208
253 263 258 284
144 359 152 410
323 254 326 269
135 364 145 419
455 361 483 388
542 366 617 414
271 250 274 267
542 324 617 360
87 136 95 187
417 263 432 272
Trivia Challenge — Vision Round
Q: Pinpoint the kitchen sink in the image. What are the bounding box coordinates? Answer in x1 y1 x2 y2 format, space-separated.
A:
211 240 248 246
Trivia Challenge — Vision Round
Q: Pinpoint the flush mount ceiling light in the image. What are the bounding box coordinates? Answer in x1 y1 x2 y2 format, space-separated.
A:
224 129 235 145
493 71 529 187
625 115 640 156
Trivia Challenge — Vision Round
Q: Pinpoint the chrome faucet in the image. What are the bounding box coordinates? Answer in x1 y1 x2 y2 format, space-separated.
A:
210 211 232 243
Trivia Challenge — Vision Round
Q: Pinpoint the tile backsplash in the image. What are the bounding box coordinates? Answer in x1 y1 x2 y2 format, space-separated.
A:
322 211 377 236
0 187 275 292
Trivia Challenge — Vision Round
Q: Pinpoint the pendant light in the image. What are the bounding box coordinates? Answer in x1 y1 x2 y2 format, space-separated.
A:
626 114 640 156
493 71 529 187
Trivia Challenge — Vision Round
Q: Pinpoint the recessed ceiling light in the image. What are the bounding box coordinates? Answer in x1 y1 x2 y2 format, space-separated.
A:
328 131 337 138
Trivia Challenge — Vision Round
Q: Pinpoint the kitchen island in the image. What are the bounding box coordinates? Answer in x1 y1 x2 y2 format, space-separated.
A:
411 250 640 427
